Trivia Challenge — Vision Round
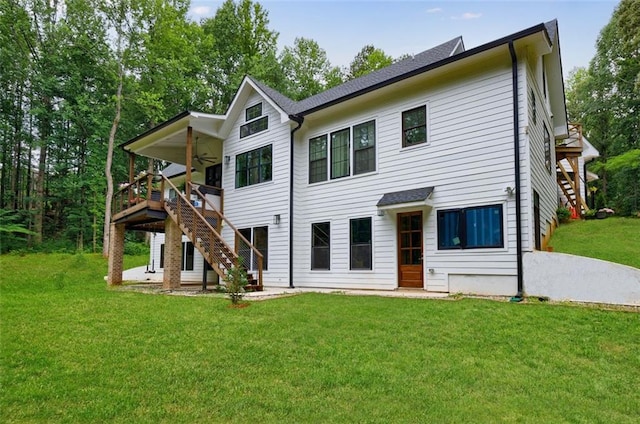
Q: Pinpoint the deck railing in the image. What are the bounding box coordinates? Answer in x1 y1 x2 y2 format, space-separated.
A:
112 172 160 216
188 181 263 288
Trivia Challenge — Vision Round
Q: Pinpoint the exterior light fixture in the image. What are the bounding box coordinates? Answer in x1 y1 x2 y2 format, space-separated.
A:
273 214 281 225
224 155 231 165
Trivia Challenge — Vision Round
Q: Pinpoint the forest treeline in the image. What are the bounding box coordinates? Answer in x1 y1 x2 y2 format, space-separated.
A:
1 0 638 254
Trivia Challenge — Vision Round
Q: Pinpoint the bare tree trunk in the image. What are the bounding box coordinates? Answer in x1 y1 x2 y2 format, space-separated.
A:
102 64 123 257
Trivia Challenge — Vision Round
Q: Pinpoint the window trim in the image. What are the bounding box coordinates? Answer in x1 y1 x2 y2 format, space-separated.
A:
401 104 428 148
240 102 268 139
308 118 377 184
238 226 268 271
437 204 504 250
311 222 331 270
349 216 373 270
235 144 273 189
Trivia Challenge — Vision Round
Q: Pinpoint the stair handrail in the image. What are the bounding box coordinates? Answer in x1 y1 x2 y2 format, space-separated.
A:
188 181 263 287
162 176 238 266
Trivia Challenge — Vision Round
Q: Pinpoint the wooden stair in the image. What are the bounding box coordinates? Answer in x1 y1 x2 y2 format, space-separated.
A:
163 178 262 290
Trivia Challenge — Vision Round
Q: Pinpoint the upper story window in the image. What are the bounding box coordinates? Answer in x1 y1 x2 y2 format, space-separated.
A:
353 120 376 175
331 128 350 179
309 135 328 183
402 105 427 147
437 204 504 250
240 103 268 138
235 144 272 188
308 120 376 184
544 123 551 173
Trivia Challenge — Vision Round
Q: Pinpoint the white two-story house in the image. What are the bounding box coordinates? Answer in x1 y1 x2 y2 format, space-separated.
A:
108 20 568 298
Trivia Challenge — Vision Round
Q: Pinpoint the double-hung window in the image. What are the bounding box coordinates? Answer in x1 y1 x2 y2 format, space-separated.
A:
350 217 372 270
309 135 328 183
308 120 376 183
402 105 427 147
438 204 503 249
353 120 376 175
159 242 194 270
311 222 330 270
235 144 272 188
330 128 350 179
240 103 268 138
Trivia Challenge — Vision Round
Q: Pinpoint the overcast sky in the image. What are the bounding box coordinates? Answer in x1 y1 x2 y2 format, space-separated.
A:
188 0 619 79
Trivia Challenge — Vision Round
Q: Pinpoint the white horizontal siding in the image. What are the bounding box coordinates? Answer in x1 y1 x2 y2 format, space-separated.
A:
525 57 559 250
292 62 520 291
221 91 292 286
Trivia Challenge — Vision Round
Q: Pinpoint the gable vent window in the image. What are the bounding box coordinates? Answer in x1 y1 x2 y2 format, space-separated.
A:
240 103 268 138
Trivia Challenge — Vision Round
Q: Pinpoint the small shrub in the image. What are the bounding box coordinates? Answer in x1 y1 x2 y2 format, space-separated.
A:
556 206 571 223
223 262 249 305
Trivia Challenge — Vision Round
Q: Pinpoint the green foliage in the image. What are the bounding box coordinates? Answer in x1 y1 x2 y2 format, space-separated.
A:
556 206 571 223
565 0 640 216
348 44 393 80
549 217 640 269
279 37 344 100
1 253 639 422
223 262 249 304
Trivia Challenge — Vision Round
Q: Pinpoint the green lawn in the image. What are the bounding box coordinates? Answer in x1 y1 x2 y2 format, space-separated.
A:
1 254 639 423
549 217 640 269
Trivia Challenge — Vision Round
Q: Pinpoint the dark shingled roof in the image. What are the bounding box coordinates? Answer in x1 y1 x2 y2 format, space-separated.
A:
251 20 559 118
377 187 434 207
292 37 463 115
248 37 463 116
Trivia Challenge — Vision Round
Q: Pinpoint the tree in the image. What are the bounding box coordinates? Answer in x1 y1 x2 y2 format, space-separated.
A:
348 45 393 80
565 0 640 215
201 0 282 112
279 37 344 101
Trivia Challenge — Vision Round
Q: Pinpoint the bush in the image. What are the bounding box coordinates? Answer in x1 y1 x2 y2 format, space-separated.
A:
556 206 571 223
124 241 149 256
223 262 249 305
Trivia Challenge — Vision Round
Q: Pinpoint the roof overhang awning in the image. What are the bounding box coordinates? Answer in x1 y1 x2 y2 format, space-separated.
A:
120 111 225 165
377 187 434 211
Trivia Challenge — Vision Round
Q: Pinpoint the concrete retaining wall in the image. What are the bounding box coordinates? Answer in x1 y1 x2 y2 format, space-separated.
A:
524 251 640 306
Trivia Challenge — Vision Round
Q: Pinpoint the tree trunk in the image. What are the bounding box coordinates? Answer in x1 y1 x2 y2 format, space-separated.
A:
102 64 123 257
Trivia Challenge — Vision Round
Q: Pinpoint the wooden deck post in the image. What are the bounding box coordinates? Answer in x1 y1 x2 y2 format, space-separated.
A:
128 153 135 204
107 223 125 286
163 217 182 289
186 126 193 186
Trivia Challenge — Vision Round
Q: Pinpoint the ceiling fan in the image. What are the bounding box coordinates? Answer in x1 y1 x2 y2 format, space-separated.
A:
193 137 217 165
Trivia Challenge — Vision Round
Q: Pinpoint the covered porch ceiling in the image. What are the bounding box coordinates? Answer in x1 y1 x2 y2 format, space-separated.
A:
121 111 225 166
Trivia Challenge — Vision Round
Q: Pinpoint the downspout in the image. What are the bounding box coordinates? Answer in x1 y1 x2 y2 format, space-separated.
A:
289 114 304 288
509 41 524 302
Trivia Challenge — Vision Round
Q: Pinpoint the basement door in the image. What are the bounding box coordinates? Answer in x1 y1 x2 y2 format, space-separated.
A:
398 211 424 288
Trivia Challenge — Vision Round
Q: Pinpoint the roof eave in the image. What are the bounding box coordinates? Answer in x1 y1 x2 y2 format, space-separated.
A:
298 23 549 117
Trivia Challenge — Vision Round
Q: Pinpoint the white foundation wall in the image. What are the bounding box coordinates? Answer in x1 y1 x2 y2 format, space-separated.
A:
524 252 640 305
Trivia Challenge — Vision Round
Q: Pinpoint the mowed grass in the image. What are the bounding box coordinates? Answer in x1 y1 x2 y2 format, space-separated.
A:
550 217 640 269
1 254 639 423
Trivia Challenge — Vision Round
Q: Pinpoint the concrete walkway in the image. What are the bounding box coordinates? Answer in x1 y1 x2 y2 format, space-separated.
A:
117 266 451 301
